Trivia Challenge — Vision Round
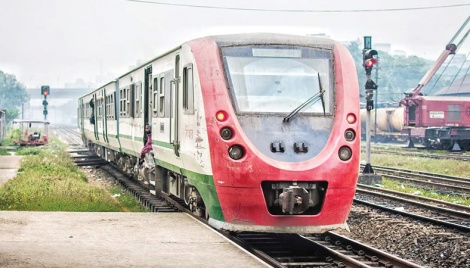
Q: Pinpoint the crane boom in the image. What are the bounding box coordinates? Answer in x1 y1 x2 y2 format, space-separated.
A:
402 15 470 100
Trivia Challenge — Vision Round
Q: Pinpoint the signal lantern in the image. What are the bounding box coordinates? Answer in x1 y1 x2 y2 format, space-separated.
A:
364 58 378 68
362 50 378 75
41 85 50 96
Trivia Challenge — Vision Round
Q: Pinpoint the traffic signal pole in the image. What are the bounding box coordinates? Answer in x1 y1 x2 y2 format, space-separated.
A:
358 36 382 185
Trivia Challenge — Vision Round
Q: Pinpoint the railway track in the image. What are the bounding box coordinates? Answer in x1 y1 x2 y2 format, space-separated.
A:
235 232 422 268
360 164 470 196
57 127 424 267
356 185 470 232
368 148 470 161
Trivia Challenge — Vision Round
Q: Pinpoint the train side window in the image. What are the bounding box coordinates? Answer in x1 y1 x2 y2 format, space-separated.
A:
85 102 89 118
159 76 165 117
127 85 135 118
153 77 158 116
126 87 130 117
448 104 461 121
105 94 114 120
111 94 115 120
120 88 126 117
109 95 115 120
105 96 108 119
135 83 141 118
97 97 102 119
183 64 194 114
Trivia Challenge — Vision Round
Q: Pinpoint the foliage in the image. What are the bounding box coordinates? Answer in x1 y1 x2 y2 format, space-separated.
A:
0 148 9 155
382 178 469 206
0 142 145 212
367 153 470 178
2 128 21 146
0 70 29 123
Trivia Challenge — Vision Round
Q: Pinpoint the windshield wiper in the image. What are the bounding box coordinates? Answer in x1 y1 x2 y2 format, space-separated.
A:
283 73 326 122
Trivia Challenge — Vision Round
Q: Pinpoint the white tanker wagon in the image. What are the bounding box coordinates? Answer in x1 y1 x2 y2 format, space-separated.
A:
360 107 410 143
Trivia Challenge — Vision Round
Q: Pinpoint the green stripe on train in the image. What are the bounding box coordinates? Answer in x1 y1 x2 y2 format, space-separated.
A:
85 130 224 221
156 159 224 222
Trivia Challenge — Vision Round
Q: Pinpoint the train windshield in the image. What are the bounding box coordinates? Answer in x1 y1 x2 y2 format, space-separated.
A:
222 45 332 114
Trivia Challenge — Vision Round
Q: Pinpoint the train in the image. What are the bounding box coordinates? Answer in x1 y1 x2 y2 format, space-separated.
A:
0 109 5 145
78 33 361 233
360 16 470 151
361 95 470 150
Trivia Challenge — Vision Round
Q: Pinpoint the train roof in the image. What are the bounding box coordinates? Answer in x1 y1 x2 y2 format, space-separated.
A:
433 73 470 96
421 95 470 102
81 33 338 98
208 33 336 48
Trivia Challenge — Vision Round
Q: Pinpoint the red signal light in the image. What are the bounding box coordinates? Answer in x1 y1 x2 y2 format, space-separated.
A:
364 58 378 67
43 90 49 96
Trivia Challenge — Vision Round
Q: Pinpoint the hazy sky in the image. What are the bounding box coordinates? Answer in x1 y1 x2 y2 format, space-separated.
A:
0 0 469 88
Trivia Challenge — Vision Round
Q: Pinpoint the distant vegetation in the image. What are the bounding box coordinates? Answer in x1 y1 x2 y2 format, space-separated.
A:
346 41 460 104
0 70 30 123
0 140 147 212
2 128 20 146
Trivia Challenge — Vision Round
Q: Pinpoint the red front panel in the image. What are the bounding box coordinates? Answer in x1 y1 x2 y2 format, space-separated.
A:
189 37 360 228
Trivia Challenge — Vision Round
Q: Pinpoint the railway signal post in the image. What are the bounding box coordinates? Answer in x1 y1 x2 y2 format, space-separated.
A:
41 85 50 120
358 36 382 185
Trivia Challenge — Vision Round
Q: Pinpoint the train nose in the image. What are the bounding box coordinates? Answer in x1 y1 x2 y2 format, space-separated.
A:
279 186 311 214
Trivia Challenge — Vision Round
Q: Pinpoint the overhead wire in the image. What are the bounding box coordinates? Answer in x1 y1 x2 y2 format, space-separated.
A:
123 0 470 13
447 50 470 95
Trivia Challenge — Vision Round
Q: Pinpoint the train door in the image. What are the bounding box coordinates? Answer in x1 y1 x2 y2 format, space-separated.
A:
93 94 99 141
103 89 109 143
144 66 152 125
79 99 84 133
171 54 181 156
408 105 416 126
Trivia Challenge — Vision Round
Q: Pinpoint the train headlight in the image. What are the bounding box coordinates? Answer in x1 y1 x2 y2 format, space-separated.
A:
220 127 233 140
344 129 356 141
346 113 356 124
216 111 228 122
338 146 352 161
228 145 245 160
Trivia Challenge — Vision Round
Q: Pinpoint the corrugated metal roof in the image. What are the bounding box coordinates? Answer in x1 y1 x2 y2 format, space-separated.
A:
433 74 470 96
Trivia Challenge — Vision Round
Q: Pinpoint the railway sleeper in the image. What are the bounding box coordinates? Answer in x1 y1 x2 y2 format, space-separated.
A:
90 143 206 217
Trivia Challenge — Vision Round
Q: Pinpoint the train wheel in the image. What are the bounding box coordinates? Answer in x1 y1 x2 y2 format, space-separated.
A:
188 187 205 217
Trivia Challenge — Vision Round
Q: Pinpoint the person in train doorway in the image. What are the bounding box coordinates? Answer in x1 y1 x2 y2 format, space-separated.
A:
139 123 152 165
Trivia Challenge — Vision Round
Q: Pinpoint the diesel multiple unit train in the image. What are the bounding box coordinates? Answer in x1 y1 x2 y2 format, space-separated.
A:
78 33 361 233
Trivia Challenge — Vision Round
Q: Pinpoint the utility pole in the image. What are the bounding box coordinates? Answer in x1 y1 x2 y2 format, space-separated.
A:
358 36 382 185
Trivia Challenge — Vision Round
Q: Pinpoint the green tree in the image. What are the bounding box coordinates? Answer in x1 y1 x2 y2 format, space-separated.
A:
0 70 30 122
345 42 439 106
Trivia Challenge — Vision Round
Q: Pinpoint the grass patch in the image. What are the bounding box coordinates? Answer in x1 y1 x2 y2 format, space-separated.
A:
382 178 470 206
363 153 470 179
0 140 147 212
2 128 21 146
0 148 10 155
362 153 470 206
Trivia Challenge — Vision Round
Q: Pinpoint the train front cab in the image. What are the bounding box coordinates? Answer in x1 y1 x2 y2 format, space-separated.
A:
191 35 360 233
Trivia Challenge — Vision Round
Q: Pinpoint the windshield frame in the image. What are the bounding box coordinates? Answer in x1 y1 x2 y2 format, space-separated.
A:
221 45 335 116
